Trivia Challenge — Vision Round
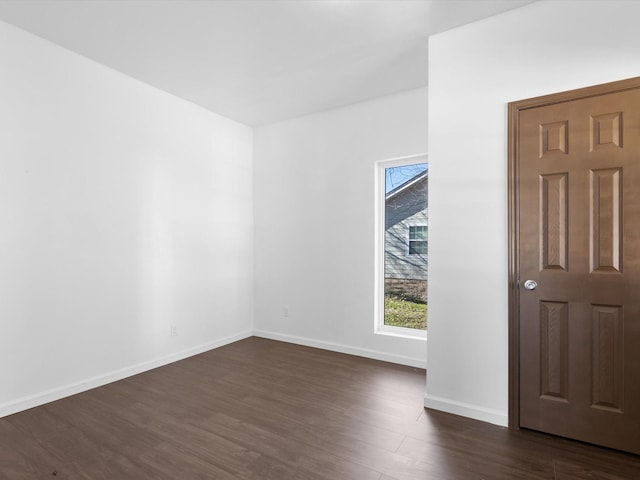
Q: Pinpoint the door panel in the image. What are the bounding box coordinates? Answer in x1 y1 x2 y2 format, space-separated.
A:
515 83 640 454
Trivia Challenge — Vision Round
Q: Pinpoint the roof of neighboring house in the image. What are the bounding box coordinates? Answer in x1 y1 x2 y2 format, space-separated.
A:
385 170 428 201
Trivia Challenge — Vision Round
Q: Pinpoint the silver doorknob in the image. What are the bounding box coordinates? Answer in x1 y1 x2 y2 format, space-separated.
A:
523 280 537 290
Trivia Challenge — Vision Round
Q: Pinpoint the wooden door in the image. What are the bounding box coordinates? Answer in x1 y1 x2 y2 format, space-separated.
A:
510 79 640 454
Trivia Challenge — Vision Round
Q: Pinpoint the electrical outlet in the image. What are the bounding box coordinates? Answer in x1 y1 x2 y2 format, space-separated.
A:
170 325 178 337
283 306 289 318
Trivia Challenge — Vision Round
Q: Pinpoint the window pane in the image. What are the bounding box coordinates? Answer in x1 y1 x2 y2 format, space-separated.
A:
383 162 428 330
409 225 427 240
409 241 427 255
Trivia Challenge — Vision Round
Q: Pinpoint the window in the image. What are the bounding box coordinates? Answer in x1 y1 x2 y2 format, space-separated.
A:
409 226 428 255
375 155 428 337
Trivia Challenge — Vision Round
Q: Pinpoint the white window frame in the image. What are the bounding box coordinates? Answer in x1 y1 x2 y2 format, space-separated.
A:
374 153 428 340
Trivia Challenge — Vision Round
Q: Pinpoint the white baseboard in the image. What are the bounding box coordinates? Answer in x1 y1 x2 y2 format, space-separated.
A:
0 330 253 418
424 393 508 427
253 329 427 369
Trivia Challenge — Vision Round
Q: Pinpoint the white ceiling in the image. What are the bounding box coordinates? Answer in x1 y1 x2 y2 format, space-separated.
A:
0 0 536 126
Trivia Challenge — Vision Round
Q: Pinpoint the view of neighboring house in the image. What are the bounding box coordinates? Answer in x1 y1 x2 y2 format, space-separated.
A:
385 169 428 302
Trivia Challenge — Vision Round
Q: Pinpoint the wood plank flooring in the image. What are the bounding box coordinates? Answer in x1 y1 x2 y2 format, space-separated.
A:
2 337 640 479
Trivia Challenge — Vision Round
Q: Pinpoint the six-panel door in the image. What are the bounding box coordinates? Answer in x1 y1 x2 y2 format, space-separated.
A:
518 88 640 454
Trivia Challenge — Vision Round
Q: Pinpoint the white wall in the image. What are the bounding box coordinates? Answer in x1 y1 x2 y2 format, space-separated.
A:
427 0 640 425
0 20 254 416
253 88 428 368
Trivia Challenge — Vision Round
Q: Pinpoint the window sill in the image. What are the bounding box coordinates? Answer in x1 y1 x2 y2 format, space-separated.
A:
375 326 427 340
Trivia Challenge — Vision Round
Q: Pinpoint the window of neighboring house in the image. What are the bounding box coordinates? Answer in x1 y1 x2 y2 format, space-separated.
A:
409 226 428 255
375 155 428 338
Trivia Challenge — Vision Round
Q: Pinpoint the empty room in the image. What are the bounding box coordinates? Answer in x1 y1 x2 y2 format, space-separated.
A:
2 1 640 478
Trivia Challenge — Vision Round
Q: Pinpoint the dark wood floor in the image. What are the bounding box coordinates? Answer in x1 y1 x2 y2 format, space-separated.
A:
2 337 640 479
